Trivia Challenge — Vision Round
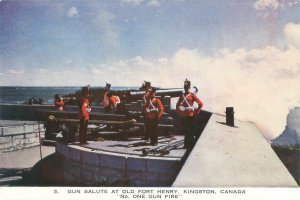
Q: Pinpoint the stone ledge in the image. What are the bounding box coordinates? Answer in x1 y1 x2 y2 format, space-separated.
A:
172 114 298 187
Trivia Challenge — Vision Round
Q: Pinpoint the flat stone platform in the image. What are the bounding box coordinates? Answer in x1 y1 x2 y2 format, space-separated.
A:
172 114 298 187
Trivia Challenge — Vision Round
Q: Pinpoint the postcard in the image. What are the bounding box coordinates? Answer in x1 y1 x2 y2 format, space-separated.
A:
0 0 300 200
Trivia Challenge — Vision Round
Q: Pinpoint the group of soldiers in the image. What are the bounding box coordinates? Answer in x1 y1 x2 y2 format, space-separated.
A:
54 79 203 149
140 79 203 149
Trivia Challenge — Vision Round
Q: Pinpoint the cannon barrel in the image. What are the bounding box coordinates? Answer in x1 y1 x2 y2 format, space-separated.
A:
128 88 183 102
48 117 136 126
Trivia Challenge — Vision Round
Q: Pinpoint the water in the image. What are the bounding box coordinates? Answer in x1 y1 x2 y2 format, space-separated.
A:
0 86 138 104
0 87 81 104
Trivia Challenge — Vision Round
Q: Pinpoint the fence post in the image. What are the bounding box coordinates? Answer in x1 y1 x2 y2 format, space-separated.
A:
38 121 42 160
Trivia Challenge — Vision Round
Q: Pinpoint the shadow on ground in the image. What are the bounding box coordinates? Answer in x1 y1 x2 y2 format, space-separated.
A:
0 153 65 186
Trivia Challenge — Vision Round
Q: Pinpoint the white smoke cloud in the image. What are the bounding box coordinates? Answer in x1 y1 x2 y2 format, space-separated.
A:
67 7 79 18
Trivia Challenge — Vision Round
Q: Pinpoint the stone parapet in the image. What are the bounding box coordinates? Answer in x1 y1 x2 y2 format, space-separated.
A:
56 142 182 186
172 114 298 187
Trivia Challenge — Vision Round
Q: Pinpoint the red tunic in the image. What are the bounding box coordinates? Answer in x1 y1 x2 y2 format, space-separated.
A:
54 100 64 111
80 98 90 120
144 97 164 120
110 95 120 110
176 93 203 117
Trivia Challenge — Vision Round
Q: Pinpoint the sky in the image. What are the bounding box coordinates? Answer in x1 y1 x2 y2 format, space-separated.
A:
0 0 300 140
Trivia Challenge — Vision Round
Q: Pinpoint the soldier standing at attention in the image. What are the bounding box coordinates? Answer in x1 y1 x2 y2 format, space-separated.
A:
176 79 203 150
144 88 164 146
103 82 111 113
79 86 91 145
142 81 152 140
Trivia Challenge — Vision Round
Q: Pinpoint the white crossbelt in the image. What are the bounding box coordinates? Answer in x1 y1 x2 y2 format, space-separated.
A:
103 99 109 105
179 93 194 111
146 98 159 112
115 96 121 104
84 103 91 113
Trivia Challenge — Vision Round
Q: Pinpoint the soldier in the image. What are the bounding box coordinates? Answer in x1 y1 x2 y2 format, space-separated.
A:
79 86 91 145
142 81 152 140
144 88 164 146
110 94 121 112
54 94 64 111
176 79 203 150
103 82 111 113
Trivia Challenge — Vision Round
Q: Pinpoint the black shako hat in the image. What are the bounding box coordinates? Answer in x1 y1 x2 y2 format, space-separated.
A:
144 81 151 88
54 94 60 100
105 82 111 90
82 85 89 95
184 78 191 89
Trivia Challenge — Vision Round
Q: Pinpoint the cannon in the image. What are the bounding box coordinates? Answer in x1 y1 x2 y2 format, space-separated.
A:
141 140 184 156
127 88 183 102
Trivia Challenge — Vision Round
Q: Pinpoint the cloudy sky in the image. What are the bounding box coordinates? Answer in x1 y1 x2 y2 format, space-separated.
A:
0 0 300 139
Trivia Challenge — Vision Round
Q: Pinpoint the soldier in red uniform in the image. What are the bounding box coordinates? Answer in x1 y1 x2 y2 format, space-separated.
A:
110 95 121 112
103 82 111 113
79 86 91 145
144 88 164 145
104 92 121 113
176 79 203 150
142 81 151 140
54 94 64 111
